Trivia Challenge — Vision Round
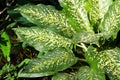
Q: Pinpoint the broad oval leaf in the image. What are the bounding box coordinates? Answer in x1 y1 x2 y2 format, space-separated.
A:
99 0 120 39
52 73 76 80
77 66 105 80
96 47 120 79
14 27 72 52
15 4 76 38
59 0 93 32
18 48 78 77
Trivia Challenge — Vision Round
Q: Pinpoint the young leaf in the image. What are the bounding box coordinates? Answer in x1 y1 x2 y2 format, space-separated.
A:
17 59 30 68
59 0 93 32
0 32 11 61
85 46 101 72
6 22 17 29
86 0 112 26
52 73 76 80
96 47 120 79
15 4 76 38
77 66 105 80
99 0 120 39
14 27 72 52
18 48 78 77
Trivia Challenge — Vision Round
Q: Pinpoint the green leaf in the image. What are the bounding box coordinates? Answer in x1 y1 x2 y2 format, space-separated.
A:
99 0 120 39
77 66 105 80
85 46 100 72
52 73 76 80
73 32 104 46
6 22 17 29
0 64 16 80
14 27 72 52
85 46 120 79
17 59 30 68
59 0 93 32
0 32 11 61
96 47 120 79
15 4 76 38
18 48 78 77
7 9 35 27
0 64 10 75
86 0 112 26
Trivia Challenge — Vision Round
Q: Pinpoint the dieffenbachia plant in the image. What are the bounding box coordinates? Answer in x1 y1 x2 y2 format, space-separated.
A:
12 0 120 79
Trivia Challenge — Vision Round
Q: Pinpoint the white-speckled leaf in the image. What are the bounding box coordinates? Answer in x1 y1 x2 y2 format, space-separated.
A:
18 48 78 77
14 27 72 52
59 0 93 32
96 47 120 79
15 4 76 38
77 66 105 80
52 73 76 80
99 0 120 39
73 32 104 46
86 0 112 26
86 46 120 80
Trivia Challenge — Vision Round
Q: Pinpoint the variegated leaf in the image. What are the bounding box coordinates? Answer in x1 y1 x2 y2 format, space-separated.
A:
15 4 76 38
18 48 78 77
73 32 104 46
99 0 120 39
14 27 72 52
96 47 120 79
86 0 112 26
59 0 93 32
77 66 105 80
86 46 120 79
52 73 76 80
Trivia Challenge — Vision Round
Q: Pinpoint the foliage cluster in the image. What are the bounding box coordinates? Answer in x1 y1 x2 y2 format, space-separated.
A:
0 0 120 80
